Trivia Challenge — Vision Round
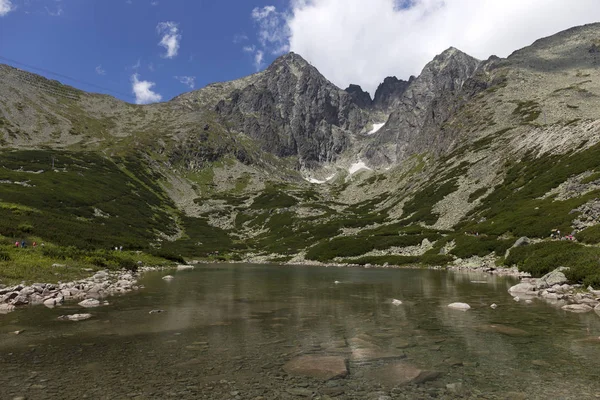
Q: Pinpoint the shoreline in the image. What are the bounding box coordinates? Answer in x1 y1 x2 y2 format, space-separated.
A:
0 265 172 315
2 258 599 316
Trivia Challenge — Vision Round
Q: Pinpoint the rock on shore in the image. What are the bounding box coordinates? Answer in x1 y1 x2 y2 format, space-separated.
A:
0 265 161 313
508 267 600 311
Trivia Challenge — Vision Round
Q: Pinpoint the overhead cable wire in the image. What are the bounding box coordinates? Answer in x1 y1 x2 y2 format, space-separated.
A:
0 55 135 100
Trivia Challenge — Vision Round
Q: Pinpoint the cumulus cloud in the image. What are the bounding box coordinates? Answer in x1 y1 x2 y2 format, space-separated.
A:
254 50 265 71
131 73 162 104
95 65 106 75
157 21 181 59
251 5 290 55
233 34 249 44
0 0 14 16
276 0 600 94
243 45 256 53
174 75 196 89
45 0 63 16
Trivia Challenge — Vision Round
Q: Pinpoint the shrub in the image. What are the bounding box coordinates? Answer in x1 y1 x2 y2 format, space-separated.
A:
451 235 513 259
0 251 11 261
576 225 600 244
505 241 600 281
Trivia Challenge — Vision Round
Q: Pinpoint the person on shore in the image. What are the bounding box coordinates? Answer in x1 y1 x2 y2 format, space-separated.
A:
15 241 19 248
32 241 37 248
21 240 26 248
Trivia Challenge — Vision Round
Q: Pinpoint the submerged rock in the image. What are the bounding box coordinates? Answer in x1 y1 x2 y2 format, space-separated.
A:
58 313 92 321
474 324 530 336
283 355 348 380
391 299 403 305
78 299 101 308
562 304 593 313
351 347 407 362
490 303 498 309
363 362 441 388
162 275 175 281
0 304 15 314
447 302 470 311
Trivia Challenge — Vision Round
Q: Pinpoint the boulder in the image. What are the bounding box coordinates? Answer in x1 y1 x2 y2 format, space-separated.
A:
562 304 593 313
78 299 101 308
513 237 530 247
447 302 470 311
283 355 348 380
508 282 536 294
10 294 29 306
391 299 403 306
162 275 175 281
561 304 593 313
58 313 92 321
474 324 529 336
351 347 407 362
536 267 569 289
363 362 442 388
0 304 15 314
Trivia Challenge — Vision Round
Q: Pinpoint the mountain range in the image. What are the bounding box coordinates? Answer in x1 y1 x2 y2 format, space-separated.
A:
1 23 600 283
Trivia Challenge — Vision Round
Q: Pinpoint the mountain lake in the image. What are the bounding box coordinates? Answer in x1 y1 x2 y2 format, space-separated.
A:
1 264 600 399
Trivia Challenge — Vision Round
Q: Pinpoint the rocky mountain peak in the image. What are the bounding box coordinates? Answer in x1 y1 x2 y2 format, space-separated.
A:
372 76 413 110
344 84 372 108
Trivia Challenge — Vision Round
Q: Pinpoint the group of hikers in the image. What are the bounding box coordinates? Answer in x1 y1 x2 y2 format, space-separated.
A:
14 240 40 248
550 229 576 241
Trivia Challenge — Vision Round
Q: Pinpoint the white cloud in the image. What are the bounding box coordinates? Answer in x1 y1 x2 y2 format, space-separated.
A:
254 50 264 71
131 73 162 104
95 65 106 75
174 75 196 89
157 21 181 59
0 0 14 16
251 5 290 55
278 0 600 94
45 0 63 16
233 34 248 43
243 45 256 53
150 0 158 5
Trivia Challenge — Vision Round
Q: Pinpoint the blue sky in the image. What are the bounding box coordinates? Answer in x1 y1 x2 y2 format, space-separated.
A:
2 0 599 104
0 0 290 103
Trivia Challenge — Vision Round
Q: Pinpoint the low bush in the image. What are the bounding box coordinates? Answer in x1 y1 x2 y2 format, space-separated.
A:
451 235 513 259
575 225 600 244
505 241 600 285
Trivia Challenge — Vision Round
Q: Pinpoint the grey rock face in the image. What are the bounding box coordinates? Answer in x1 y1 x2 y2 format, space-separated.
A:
537 267 569 289
372 76 413 110
513 237 531 247
363 47 480 166
214 52 369 167
345 84 372 108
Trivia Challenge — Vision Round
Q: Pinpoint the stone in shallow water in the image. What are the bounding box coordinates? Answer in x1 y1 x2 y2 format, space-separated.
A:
363 362 441 388
350 347 406 362
78 299 101 308
447 302 470 311
58 313 92 321
474 324 530 336
283 355 348 380
562 304 592 313
0 304 15 314
162 275 174 281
